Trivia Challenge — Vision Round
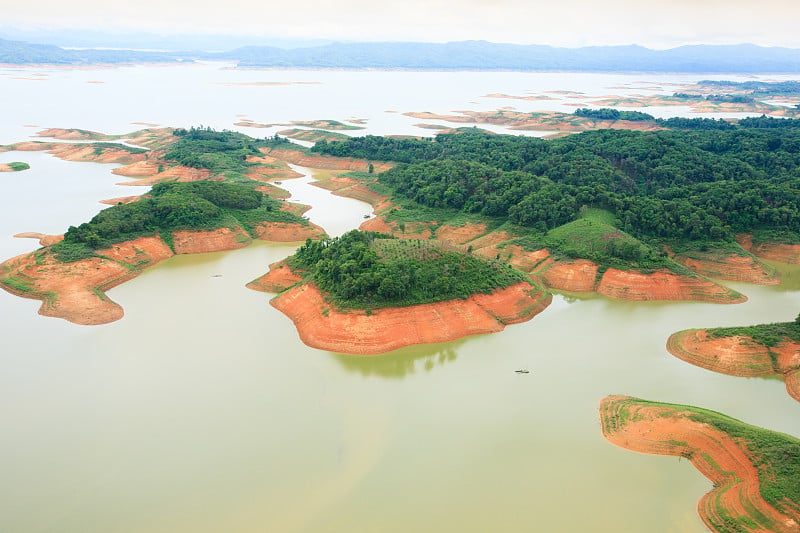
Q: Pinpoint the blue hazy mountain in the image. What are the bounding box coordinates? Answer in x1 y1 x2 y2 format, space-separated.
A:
3 36 800 72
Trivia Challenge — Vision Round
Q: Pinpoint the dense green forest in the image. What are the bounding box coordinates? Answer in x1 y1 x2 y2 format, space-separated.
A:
697 79 800 96
51 181 305 262
289 230 528 308
164 127 270 171
313 128 800 251
573 108 654 121
574 109 800 130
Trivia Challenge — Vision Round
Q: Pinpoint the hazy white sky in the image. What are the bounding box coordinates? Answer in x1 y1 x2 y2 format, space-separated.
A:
4 0 800 48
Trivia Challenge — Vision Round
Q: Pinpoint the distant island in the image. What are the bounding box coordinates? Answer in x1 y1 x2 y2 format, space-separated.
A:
6 36 800 72
248 230 551 354
0 162 29 172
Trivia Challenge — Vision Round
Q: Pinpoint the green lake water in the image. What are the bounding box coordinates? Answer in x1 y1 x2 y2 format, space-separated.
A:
1 65 798 532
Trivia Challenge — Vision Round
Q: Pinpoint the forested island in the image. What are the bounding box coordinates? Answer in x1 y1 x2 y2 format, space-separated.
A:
248 230 551 354
668 318 800 403
601 396 800 533
0 127 325 324
0 162 29 172
311 126 800 296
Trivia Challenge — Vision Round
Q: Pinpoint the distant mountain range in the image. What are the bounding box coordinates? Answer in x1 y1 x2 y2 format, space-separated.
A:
3 37 800 72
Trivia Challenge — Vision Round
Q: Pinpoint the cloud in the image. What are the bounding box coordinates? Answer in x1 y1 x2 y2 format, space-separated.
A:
3 0 799 48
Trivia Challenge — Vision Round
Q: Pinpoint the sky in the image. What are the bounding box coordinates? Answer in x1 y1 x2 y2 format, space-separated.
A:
2 0 800 49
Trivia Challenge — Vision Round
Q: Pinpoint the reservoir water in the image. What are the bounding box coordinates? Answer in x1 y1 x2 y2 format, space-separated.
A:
0 63 798 532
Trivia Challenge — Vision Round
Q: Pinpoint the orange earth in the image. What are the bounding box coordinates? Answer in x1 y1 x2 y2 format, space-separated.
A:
100 195 141 206
667 329 800 403
595 267 745 303
35 128 109 141
113 164 214 185
671 250 779 285
311 173 392 210
523 254 744 302
738 235 800 265
352 213 743 303
600 396 800 533
252 270 551 354
13 232 65 246
7 141 147 164
246 260 303 293
0 223 325 325
262 147 393 173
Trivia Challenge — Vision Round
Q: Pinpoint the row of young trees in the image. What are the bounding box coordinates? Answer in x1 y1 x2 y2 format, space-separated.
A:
291 230 526 307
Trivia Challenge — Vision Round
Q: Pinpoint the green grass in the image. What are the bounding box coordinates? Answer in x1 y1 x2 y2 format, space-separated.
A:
0 275 34 293
49 242 96 263
280 129 351 142
682 406 800 513
751 229 800 246
7 161 30 171
667 239 752 258
291 120 364 131
709 321 800 349
540 217 687 273
90 142 148 155
381 202 687 274
608 397 800 521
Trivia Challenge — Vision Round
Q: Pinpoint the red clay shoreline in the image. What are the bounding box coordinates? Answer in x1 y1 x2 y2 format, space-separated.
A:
600 396 800 533
249 269 552 354
667 329 800 403
0 223 325 325
356 216 746 304
738 235 800 265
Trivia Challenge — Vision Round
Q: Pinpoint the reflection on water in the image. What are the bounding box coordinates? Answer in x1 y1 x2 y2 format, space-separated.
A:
765 260 800 291
331 341 463 378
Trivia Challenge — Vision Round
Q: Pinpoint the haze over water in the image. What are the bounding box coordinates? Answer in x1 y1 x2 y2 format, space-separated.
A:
0 63 798 532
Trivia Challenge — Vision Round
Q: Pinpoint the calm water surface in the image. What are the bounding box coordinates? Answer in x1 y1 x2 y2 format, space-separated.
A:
0 65 798 532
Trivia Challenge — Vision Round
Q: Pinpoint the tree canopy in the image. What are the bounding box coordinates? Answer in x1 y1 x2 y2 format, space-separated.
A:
313 128 800 246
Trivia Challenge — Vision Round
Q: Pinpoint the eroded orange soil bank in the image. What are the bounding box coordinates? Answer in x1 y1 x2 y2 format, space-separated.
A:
351 214 746 303
262 147 393 173
258 278 551 355
600 396 800 533
667 329 800 403
0 223 324 325
672 251 779 285
738 235 800 265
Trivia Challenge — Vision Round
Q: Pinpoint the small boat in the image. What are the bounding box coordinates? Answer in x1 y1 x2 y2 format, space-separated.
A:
514 369 530 374
363 214 371 218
